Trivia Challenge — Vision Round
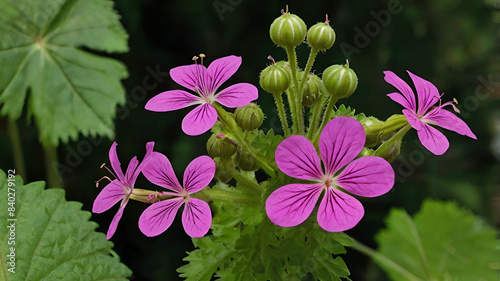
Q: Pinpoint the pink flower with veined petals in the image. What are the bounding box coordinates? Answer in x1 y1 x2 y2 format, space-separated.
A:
384 70 477 155
145 55 258 136
139 152 215 238
266 117 394 232
93 141 154 239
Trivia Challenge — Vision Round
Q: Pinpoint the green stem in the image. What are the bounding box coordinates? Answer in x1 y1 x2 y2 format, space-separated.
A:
298 48 318 94
285 45 303 134
0 248 8 281
6 119 26 179
197 186 250 203
44 145 63 189
313 95 338 144
273 93 290 137
348 239 424 281
306 98 325 140
214 104 275 177
230 169 263 193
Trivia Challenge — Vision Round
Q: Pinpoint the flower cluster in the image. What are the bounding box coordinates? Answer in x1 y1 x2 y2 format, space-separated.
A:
92 7 475 252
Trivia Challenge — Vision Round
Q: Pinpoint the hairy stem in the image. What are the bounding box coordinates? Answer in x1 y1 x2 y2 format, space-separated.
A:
273 92 290 137
285 45 303 134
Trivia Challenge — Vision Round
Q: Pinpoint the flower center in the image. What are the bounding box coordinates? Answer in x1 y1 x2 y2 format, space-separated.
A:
323 175 337 188
192 53 214 102
179 189 190 204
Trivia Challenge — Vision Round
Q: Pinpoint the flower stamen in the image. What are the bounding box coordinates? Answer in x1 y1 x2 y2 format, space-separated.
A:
95 176 112 187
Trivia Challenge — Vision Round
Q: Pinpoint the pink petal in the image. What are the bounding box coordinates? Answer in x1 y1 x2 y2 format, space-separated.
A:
142 152 183 192
182 198 212 237
170 64 206 92
417 123 450 155
107 200 127 240
124 156 139 186
145 90 202 112
265 183 324 227
183 156 215 194
387 92 414 110
424 109 477 139
181 103 218 136
320 117 365 175
138 198 184 237
214 83 258 108
384 71 416 110
207 55 242 91
317 188 364 232
109 142 125 183
130 141 155 185
336 156 394 198
275 135 323 180
407 71 440 115
403 109 423 131
92 180 127 213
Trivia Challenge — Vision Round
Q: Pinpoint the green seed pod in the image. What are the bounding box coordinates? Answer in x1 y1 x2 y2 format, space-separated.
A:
214 158 233 183
302 74 322 107
206 133 237 158
260 62 290 95
236 149 259 171
269 6 307 48
235 103 264 131
322 62 358 99
307 16 336 51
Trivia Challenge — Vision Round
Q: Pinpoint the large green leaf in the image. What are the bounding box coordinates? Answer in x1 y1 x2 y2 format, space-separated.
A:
375 200 499 281
0 170 132 280
0 0 128 146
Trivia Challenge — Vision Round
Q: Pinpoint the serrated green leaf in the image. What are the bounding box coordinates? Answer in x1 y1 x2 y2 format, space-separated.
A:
0 0 128 146
0 170 131 280
375 200 500 281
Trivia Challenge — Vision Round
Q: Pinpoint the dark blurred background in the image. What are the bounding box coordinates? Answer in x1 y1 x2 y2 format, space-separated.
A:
1 0 499 280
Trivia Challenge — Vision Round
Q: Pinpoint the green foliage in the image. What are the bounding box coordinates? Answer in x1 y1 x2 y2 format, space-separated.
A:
0 0 128 146
0 170 132 280
333 104 366 121
178 177 353 281
375 200 499 281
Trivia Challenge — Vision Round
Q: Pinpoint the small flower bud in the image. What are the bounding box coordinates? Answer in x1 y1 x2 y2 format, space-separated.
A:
207 133 237 158
269 6 307 48
307 15 336 51
260 61 290 95
214 158 233 183
235 103 264 131
360 116 386 147
322 62 358 99
236 149 259 171
302 74 322 107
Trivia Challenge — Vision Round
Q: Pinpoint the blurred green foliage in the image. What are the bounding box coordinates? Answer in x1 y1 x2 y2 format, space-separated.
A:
0 0 498 280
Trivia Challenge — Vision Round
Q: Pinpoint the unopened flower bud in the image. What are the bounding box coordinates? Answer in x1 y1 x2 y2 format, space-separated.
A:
302 74 322 107
260 61 290 95
307 15 336 51
360 116 386 147
322 62 358 99
207 133 237 158
269 6 307 48
214 158 232 183
236 149 259 171
235 103 264 131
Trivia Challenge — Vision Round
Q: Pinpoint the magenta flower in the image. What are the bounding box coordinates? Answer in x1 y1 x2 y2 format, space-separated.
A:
139 153 215 237
145 55 258 136
266 117 394 232
384 71 476 155
93 141 155 239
